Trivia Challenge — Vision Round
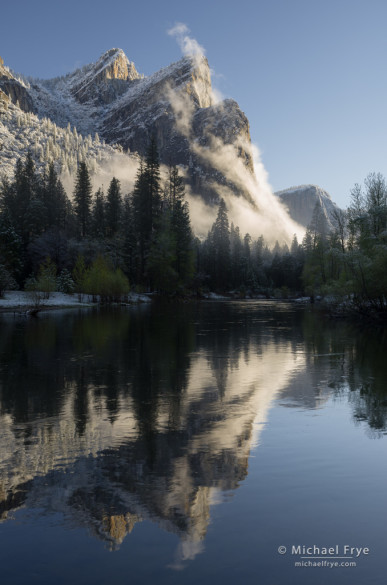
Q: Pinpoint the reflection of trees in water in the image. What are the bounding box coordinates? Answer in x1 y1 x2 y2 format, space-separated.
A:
0 301 387 551
0 305 195 431
0 302 290 550
301 310 387 432
1 301 386 438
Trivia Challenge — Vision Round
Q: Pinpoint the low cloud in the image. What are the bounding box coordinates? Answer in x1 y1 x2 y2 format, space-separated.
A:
60 152 140 198
166 83 303 244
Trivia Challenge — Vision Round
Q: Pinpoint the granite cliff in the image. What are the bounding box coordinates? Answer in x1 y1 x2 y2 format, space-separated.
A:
275 184 341 229
0 49 253 203
0 57 35 113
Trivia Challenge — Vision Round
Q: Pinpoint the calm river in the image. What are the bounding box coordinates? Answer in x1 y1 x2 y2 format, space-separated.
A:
0 300 386 585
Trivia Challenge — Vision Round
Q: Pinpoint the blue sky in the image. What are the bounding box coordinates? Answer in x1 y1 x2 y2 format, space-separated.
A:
2 0 387 207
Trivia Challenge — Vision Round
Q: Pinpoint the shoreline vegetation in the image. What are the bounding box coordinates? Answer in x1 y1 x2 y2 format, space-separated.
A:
1 139 387 323
0 290 152 313
1 289 385 326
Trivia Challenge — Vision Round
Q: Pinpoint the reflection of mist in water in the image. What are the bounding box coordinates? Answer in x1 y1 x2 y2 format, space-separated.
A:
0 302 387 566
0 303 303 559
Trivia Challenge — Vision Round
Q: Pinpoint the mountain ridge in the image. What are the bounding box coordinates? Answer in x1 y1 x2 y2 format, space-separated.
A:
0 48 334 239
0 48 254 204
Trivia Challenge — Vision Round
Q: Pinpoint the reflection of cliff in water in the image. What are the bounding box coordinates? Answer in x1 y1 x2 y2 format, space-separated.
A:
0 303 304 554
1 302 386 556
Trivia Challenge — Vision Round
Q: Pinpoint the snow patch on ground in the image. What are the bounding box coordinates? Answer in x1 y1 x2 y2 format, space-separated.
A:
0 291 152 310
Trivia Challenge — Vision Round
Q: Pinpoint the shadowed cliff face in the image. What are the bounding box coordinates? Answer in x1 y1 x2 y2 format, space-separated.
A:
99 53 253 201
0 63 35 113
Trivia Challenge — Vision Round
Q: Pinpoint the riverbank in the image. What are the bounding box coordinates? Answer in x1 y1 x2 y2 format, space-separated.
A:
0 291 152 312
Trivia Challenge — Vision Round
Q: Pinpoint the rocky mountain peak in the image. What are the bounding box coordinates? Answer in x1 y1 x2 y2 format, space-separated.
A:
275 184 341 229
90 48 140 82
69 48 141 106
173 54 213 109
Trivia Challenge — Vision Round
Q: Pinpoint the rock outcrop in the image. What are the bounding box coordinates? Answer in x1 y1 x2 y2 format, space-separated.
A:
0 62 35 113
69 48 141 106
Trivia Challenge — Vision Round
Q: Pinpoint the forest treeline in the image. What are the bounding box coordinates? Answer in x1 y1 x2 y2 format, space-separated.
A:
1 138 387 315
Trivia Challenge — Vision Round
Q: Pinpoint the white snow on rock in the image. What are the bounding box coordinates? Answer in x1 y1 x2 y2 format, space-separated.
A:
275 184 342 229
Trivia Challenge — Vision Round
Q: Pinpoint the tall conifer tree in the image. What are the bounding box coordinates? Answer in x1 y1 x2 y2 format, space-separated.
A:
106 177 122 237
74 162 92 237
132 138 162 282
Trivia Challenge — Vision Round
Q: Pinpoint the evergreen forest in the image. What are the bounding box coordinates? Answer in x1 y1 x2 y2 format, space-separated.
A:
1 138 387 318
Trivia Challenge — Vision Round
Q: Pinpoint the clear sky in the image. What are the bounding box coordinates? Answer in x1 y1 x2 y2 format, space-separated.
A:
2 0 387 208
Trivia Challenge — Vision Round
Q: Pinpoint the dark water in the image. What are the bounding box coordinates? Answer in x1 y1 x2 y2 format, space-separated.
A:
0 300 386 585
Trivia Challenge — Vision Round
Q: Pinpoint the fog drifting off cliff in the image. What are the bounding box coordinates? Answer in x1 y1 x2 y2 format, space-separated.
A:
61 24 304 245
167 23 304 244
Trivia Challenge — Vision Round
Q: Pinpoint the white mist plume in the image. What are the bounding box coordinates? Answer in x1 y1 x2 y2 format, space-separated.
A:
166 85 303 243
168 23 206 59
61 152 140 198
167 24 304 244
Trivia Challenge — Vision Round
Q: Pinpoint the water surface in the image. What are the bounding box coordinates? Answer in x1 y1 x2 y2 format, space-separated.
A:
0 301 386 584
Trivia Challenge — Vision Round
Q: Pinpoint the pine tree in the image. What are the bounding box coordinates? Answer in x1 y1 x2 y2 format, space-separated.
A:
0 211 23 283
105 177 122 237
168 164 185 206
168 165 194 287
212 199 231 290
74 162 92 237
91 188 106 238
12 153 41 241
132 138 162 282
132 158 148 279
120 194 137 282
171 199 194 286
42 163 69 229
147 211 178 293
230 224 243 286
144 136 162 227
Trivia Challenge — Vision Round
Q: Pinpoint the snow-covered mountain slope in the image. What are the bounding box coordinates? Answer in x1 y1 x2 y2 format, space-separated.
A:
275 184 341 229
0 49 253 203
0 98 136 184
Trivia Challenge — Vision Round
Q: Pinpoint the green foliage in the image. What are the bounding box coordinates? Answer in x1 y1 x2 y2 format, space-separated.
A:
82 255 130 303
72 254 87 295
300 172 387 315
36 257 57 299
24 275 43 306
